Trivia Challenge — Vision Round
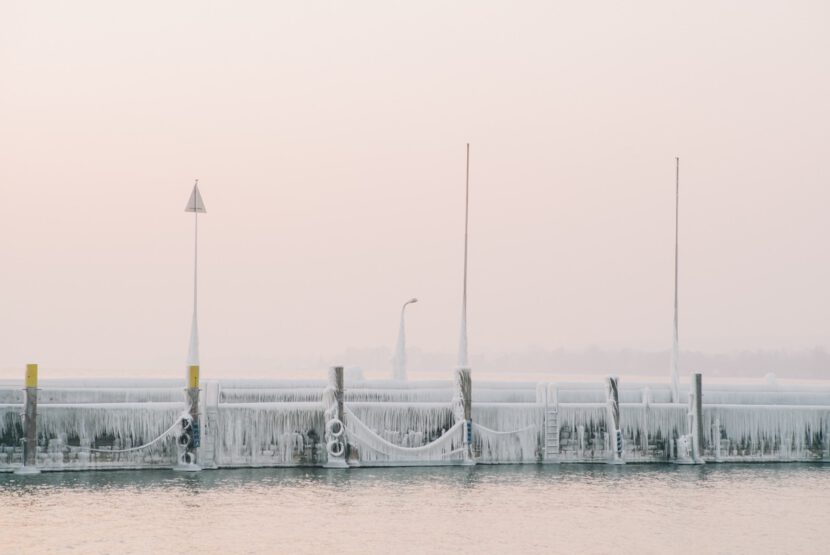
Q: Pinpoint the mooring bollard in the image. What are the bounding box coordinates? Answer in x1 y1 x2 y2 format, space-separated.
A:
15 363 41 475
605 376 624 464
453 367 474 465
323 366 348 468
692 372 704 464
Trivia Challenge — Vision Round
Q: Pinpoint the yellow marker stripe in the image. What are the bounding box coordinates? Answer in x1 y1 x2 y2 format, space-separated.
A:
188 365 200 389
25 364 38 388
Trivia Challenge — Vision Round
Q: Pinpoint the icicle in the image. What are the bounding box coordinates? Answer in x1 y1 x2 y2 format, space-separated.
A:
344 408 464 463
217 403 325 466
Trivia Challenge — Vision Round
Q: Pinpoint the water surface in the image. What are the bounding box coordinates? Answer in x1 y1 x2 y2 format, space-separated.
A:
2 464 828 554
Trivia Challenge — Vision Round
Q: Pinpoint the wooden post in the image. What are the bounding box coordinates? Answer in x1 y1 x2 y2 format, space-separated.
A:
334 366 345 426
16 364 40 474
692 372 704 463
605 376 624 464
323 366 348 468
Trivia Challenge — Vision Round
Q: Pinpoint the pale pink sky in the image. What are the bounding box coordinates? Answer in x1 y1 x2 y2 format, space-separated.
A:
1 1 828 376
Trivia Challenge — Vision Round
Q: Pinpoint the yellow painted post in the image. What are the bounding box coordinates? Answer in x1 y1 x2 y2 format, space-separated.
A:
16 364 41 474
25 364 38 388
188 365 200 389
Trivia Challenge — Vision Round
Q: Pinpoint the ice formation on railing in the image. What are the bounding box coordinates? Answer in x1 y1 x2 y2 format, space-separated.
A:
37 402 183 443
701 391 830 406
0 403 183 470
0 389 24 404
469 404 542 463
618 404 688 460
344 408 464 463
473 423 539 463
0 405 23 467
3 377 830 471
703 404 830 460
217 383 538 404
346 402 455 448
557 403 612 461
221 388 324 403
37 388 183 404
216 402 324 466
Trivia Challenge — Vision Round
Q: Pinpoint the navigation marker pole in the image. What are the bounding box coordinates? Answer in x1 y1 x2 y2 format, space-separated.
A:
178 180 207 472
453 143 475 465
670 157 681 404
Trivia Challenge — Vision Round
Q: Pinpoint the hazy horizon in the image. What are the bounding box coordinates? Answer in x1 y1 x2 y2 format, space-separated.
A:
1 1 828 378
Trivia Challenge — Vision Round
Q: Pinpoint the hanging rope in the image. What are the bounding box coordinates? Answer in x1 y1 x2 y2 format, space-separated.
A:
472 422 537 436
344 407 464 460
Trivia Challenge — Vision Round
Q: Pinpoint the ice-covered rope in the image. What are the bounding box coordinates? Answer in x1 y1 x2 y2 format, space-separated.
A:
472 422 537 436
78 410 190 454
344 407 464 459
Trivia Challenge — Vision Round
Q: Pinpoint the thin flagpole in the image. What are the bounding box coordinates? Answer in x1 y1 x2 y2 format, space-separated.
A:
458 143 470 368
194 181 198 323
670 158 680 402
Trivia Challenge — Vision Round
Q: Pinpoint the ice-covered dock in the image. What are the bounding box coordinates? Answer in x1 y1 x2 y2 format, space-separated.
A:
2 367 829 472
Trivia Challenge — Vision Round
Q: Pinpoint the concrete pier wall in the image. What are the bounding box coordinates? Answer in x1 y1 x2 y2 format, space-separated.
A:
1 377 829 471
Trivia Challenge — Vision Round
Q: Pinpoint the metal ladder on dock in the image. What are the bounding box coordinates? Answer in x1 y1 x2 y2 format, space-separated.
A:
544 408 559 460
542 383 560 462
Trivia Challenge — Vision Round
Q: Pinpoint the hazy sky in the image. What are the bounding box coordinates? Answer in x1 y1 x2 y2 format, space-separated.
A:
1 1 828 376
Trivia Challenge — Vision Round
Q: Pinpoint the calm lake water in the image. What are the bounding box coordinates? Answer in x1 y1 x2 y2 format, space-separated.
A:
1 464 828 554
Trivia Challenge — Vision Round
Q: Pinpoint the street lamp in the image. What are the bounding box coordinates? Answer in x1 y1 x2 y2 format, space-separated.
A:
392 298 418 381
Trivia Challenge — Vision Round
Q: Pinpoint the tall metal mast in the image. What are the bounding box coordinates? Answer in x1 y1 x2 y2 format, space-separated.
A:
670 158 680 402
458 143 470 368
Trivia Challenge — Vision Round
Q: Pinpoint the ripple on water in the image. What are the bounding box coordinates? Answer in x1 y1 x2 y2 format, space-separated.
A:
1 464 829 554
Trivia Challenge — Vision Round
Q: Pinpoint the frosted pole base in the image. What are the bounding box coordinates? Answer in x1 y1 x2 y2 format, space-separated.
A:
607 458 626 466
14 465 41 475
173 462 202 472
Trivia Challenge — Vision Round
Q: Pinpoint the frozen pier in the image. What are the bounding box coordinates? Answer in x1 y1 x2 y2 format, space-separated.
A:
2 367 829 472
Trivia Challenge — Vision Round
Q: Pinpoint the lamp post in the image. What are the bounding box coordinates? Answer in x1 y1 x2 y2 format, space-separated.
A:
392 298 418 381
